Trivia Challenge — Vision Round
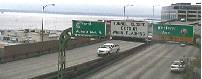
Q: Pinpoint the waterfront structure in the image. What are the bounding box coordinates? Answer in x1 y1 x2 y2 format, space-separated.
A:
0 29 60 44
161 3 201 21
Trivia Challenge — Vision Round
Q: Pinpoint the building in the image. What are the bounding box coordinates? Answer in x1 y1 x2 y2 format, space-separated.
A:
161 3 201 21
0 29 61 44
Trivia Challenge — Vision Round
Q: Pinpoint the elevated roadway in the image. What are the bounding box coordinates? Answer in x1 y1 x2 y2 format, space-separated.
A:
0 40 144 79
79 43 200 79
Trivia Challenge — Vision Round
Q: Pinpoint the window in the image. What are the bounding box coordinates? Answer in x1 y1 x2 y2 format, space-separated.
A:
174 6 179 9
188 15 196 17
188 11 196 13
178 15 186 17
178 10 186 13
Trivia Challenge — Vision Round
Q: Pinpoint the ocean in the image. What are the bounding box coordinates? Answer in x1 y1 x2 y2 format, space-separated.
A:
0 12 151 30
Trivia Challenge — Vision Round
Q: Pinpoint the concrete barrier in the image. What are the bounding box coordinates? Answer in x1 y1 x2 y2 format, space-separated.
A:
32 43 146 79
0 38 104 63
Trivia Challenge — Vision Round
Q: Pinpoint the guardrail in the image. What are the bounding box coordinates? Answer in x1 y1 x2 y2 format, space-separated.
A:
32 43 146 79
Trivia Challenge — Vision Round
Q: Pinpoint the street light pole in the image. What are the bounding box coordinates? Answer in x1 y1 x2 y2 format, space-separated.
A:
123 4 134 20
124 6 126 20
152 5 160 18
153 5 154 17
41 4 55 42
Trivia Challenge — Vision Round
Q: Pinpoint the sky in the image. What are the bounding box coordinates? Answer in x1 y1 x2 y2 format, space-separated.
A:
0 0 201 16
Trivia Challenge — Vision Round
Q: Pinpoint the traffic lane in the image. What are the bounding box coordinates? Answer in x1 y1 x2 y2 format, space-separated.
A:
82 43 167 79
0 40 111 79
0 40 116 79
66 40 143 67
83 43 200 79
0 40 143 79
139 44 198 79
157 45 200 79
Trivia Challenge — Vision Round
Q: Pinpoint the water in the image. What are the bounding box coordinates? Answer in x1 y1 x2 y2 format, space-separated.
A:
0 12 150 30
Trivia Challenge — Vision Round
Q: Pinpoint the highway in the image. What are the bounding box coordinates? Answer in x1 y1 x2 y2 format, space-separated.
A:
79 43 200 79
0 40 143 79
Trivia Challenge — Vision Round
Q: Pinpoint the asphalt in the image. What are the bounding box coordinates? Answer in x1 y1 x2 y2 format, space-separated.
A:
81 43 200 79
0 40 143 79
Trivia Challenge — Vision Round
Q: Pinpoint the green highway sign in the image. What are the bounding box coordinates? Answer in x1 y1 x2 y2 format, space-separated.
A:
153 24 194 43
72 20 106 37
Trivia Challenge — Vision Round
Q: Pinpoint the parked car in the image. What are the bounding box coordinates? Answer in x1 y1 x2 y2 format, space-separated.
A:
170 60 186 72
97 43 120 56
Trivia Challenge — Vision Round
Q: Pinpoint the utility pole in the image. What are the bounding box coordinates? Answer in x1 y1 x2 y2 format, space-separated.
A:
41 4 55 42
41 4 55 54
152 5 160 17
123 4 134 20
123 6 126 20
153 5 154 17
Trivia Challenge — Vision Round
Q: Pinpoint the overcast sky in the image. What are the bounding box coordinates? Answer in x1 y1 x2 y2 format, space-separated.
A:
0 0 200 6
0 0 201 16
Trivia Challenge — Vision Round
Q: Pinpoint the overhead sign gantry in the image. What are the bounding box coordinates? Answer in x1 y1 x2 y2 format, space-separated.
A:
58 20 106 79
72 20 106 37
153 24 194 43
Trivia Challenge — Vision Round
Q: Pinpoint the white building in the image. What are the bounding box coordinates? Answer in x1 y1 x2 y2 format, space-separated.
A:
161 3 201 21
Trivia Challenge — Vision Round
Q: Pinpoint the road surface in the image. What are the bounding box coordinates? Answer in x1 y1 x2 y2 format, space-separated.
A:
0 40 143 79
80 43 200 79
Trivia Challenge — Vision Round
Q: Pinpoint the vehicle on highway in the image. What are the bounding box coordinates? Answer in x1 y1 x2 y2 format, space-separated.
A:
146 35 152 42
97 43 120 56
180 18 186 22
180 43 186 47
170 60 186 72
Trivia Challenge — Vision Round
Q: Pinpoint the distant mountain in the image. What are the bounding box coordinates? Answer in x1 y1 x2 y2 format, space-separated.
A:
0 9 40 13
0 9 160 18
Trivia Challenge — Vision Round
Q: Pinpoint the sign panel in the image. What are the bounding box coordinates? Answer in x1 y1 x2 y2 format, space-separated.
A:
72 20 106 37
153 24 193 43
111 20 148 38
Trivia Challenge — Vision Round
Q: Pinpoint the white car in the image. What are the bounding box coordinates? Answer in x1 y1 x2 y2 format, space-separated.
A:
170 60 186 72
146 35 152 42
97 43 120 56
180 43 186 47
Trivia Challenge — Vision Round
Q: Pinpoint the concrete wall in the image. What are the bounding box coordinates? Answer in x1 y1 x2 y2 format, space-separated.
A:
0 37 103 63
